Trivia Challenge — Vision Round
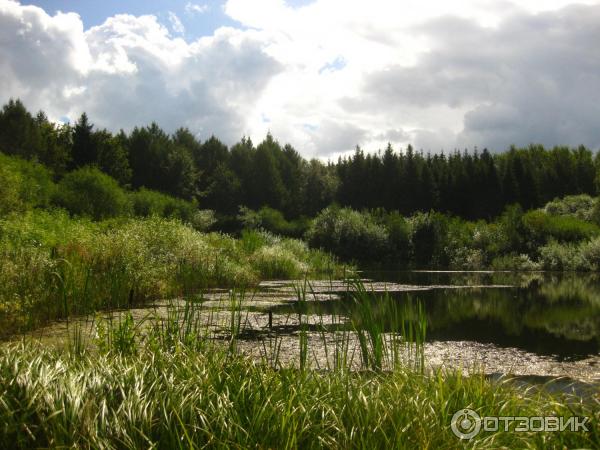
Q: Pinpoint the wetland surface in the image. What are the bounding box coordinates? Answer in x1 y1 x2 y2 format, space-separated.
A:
22 271 600 385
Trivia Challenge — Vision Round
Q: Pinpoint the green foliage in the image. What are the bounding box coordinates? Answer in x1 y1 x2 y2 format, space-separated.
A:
0 153 55 214
95 312 138 356
522 210 600 249
0 99 43 159
0 341 596 449
95 130 132 186
129 187 196 222
490 253 541 271
239 229 274 254
190 209 216 232
544 194 596 221
538 241 586 271
70 112 96 169
4 98 600 271
306 206 389 261
238 206 310 238
0 211 343 336
498 204 526 252
369 209 410 263
4 99 600 222
127 123 198 200
251 244 308 278
580 236 600 270
0 163 20 215
409 211 449 267
541 236 600 272
256 206 291 234
54 166 131 220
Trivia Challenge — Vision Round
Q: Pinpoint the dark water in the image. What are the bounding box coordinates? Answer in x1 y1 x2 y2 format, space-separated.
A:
270 271 600 362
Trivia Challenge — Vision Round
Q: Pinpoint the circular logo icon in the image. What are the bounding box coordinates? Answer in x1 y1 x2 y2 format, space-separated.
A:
451 409 481 440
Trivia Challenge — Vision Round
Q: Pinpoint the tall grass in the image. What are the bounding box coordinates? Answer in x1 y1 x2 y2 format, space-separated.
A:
0 210 345 337
0 341 596 449
1 280 597 448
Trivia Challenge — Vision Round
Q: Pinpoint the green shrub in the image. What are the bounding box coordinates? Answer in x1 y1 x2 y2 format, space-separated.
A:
240 229 272 254
251 244 308 279
129 188 197 222
544 194 595 221
498 204 526 253
409 212 449 267
382 211 410 264
538 241 587 271
237 206 261 229
490 254 541 271
579 236 600 270
257 206 290 234
0 211 343 335
522 210 600 248
0 153 54 214
0 162 20 215
306 207 388 261
130 188 170 216
190 209 216 232
237 206 310 238
54 167 131 220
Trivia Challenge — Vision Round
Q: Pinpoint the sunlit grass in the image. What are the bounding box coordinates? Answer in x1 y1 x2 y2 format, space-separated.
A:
1 281 598 449
0 210 345 337
1 340 596 449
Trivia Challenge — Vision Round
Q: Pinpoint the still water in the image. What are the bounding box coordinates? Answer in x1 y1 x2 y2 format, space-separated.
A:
360 271 599 360
22 271 600 381
248 271 600 384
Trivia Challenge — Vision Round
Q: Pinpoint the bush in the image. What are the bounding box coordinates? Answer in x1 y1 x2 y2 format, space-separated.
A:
490 254 541 271
251 244 308 279
54 167 130 220
0 162 20 215
130 188 197 222
190 210 216 232
0 153 54 214
409 212 449 267
306 207 388 261
381 211 410 264
522 210 600 248
498 204 526 253
237 206 310 238
544 194 595 221
579 236 600 270
538 241 587 271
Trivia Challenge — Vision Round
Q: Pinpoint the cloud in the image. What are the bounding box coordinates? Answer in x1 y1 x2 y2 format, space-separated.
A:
0 1 282 144
223 0 600 154
340 4 600 151
306 120 368 156
1 0 600 157
185 2 209 15
168 11 185 35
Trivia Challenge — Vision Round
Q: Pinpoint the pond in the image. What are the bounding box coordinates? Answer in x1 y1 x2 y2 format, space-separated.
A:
22 271 600 386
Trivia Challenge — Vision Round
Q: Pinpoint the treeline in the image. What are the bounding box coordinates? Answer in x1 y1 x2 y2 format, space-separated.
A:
2 99 599 222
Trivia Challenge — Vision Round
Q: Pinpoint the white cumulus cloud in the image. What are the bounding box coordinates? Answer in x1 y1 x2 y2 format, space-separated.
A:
0 0 599 156
0 0 281 144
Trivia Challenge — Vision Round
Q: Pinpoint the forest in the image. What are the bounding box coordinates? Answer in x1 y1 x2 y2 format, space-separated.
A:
1 98 598 221
3 97 600 271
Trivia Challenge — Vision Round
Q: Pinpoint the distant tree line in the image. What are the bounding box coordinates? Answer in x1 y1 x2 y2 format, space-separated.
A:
1 98 598 221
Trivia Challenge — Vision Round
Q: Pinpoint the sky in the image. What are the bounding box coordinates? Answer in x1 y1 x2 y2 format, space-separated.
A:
1 0 600 158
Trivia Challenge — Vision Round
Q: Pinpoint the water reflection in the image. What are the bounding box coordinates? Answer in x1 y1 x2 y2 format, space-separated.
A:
268 272 600 361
